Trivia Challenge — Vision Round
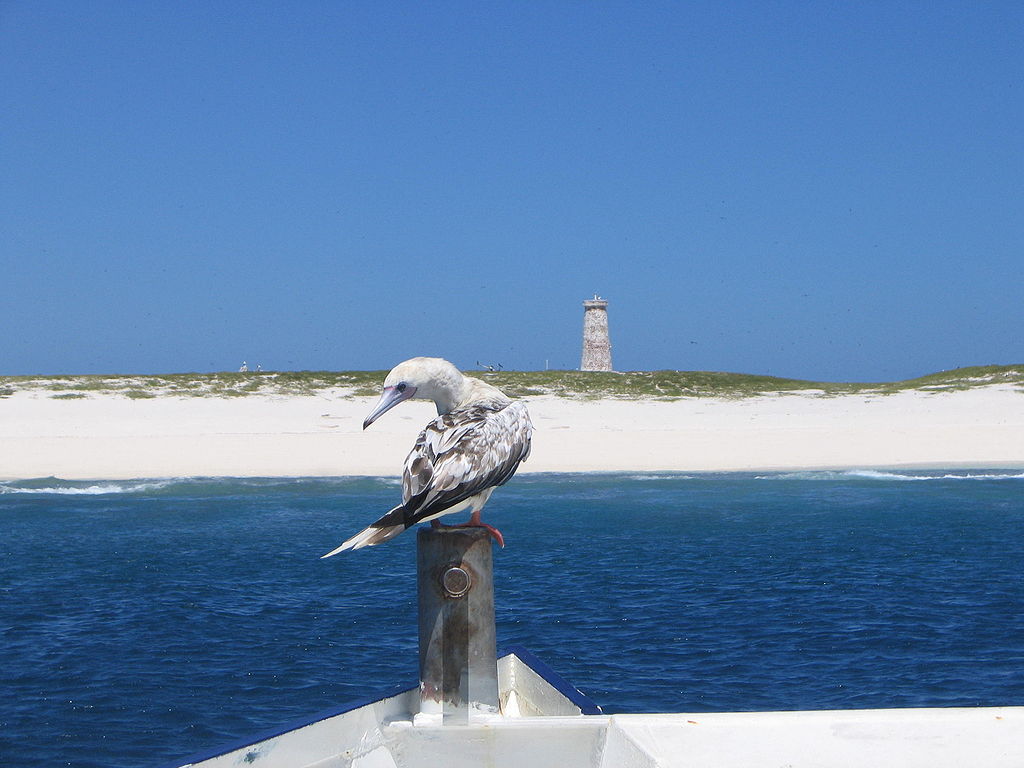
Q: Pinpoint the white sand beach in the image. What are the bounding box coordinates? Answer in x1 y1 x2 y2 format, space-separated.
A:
1 385 1021 480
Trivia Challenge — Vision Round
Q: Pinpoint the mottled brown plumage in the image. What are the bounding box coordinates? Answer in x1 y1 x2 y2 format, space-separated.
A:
322 358 532 556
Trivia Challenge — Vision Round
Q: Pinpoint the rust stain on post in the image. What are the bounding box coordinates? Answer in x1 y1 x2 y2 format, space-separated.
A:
417 527 499 723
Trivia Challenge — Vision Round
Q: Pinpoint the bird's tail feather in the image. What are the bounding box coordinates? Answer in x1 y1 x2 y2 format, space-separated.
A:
321 505 407 558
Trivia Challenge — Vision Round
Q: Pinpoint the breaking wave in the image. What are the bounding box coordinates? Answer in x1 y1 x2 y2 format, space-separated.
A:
622 474 697 481
757 469 1024 482
5 470 1021 496
0 475 403 497
0 478 181 495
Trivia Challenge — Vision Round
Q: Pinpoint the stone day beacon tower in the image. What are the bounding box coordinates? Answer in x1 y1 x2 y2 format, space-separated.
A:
580 295 613 371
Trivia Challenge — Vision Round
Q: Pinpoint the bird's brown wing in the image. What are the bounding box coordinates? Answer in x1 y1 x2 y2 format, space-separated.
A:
400 400 532 526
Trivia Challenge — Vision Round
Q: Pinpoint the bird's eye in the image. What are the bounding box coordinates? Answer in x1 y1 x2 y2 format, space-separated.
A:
396 382 407 393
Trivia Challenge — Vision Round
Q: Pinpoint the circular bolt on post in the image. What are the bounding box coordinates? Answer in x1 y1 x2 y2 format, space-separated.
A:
441 565 471 598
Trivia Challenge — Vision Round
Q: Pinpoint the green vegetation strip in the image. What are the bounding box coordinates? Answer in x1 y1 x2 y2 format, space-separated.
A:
0 365 1021 400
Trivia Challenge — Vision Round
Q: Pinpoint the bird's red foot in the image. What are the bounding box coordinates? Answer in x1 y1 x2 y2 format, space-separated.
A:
463 522 504 548
435 512 505 547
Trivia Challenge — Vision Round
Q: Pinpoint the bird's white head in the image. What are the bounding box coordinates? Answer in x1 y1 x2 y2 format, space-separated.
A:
362 357 465 429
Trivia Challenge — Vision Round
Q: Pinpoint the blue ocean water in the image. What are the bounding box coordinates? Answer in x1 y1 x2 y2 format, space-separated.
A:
3 470 1024 767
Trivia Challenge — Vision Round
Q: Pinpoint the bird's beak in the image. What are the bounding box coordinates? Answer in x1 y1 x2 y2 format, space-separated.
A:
363 385 417 429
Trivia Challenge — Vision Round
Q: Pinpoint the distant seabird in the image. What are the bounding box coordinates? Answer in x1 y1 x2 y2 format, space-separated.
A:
321 357 533 556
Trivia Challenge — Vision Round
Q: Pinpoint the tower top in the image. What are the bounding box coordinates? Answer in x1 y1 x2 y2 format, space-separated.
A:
583 294 608 309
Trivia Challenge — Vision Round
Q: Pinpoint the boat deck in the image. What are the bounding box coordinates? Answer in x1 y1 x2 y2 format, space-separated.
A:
171 649 1023 768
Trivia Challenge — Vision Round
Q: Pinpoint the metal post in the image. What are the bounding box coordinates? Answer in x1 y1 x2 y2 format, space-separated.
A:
417 527 499 724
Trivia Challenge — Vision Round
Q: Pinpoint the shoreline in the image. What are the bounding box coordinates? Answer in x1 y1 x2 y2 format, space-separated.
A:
1 386 1021 481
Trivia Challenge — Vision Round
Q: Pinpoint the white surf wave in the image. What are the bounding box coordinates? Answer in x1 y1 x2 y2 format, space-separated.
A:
623 474 697 481
0 479 180 495
0 476 393 496
757 469 1024 482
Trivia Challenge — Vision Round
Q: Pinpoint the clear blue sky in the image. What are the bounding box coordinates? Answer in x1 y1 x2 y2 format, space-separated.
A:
2 2 1021 381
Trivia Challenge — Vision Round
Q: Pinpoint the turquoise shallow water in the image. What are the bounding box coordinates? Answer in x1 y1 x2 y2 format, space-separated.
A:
3 470 1024 767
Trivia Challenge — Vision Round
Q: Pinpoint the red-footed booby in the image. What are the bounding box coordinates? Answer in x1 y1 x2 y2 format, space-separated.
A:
322 357 533 556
